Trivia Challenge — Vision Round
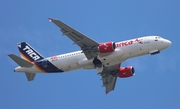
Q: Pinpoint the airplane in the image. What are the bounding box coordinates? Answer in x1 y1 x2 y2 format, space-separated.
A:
8 18 171 94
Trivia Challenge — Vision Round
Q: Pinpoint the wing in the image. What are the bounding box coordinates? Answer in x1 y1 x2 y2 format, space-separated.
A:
100 64 121 94
49 18 99 59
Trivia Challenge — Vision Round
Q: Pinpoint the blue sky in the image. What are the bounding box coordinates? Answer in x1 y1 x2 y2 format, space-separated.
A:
1 0 180 109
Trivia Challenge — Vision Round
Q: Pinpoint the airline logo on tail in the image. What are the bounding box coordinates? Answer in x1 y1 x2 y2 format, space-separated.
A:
18 42 44 62
23 45 40 61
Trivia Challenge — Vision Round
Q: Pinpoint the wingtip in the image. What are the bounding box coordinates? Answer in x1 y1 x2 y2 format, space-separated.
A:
105 91 109 95
48 18 53 21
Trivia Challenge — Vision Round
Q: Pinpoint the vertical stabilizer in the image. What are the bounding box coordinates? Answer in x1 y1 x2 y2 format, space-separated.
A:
18 42 44 62
25 73 36 81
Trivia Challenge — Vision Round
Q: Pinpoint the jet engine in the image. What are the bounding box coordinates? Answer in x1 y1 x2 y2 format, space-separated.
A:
98 42 116 53
118 66 135 78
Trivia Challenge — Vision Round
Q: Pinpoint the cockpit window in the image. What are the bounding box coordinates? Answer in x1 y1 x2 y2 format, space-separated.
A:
155 37 158 41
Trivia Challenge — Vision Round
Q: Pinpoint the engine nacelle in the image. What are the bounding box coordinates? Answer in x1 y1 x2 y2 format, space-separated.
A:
98 42 116 53
118 66 135 78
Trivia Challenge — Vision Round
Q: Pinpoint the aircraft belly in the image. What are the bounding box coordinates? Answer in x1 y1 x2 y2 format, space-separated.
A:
99 48 124 67
78 58 94 69
82 64 94 69
15 66 39 73
57 57 81 72
69 63 80 70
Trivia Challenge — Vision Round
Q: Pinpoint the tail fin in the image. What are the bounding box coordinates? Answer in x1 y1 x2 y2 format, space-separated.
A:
18 42 44 62
25 73 36 81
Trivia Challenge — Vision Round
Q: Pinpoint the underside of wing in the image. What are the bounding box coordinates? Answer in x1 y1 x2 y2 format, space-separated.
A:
100 64 121 94
49 18 99 59
101 73 118 94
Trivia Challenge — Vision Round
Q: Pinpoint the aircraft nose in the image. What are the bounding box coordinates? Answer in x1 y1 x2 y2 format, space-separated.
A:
163 39 171 48
165 39 171 47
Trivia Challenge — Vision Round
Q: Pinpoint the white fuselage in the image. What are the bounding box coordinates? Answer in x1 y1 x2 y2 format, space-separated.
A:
15 36 171 73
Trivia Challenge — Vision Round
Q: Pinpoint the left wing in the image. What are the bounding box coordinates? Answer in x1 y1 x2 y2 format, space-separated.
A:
100 64 121 94
49 18 99 59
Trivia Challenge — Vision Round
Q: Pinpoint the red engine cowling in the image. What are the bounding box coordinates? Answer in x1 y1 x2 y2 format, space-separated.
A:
118 66 135 78
98 42 116 53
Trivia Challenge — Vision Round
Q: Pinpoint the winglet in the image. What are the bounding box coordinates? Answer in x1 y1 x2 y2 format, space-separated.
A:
105 91 109 95
48 18 53 21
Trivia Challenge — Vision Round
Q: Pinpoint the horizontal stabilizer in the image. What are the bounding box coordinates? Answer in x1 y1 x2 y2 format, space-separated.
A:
8 54 33 67
25 73 36 81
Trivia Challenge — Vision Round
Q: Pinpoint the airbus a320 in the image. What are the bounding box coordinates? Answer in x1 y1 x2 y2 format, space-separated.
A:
8 18 171 94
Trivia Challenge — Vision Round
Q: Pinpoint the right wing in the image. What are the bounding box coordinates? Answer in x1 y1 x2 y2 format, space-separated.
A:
49 18 99 59
100 64 121 94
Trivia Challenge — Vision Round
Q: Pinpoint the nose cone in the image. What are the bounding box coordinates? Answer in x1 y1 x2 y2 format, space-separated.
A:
164 39 171 48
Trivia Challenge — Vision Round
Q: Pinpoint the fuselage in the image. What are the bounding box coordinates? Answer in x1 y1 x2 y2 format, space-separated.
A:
14 36 171 73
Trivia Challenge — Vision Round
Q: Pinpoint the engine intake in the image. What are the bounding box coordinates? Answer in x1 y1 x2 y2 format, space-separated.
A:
98 42 116 53
118 66 135 78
